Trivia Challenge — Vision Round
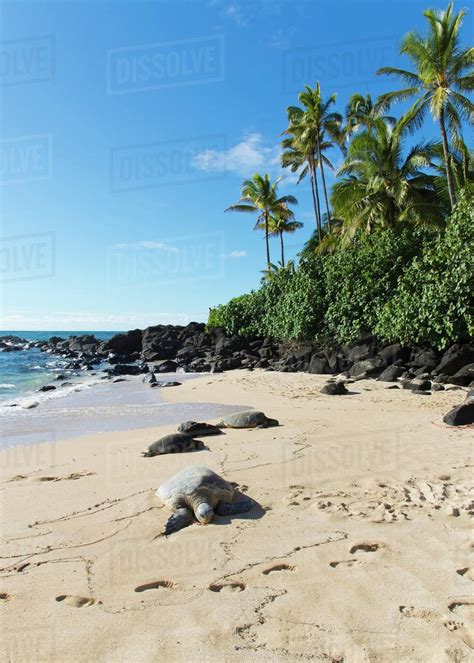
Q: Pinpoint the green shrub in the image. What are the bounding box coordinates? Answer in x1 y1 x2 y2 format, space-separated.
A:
322 227 423 343
376 190 474 349
207 290 266 336
261 258 326 340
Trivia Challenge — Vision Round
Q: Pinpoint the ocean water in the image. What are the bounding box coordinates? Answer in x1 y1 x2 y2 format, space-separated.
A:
0 330 119 402
0 330 249 449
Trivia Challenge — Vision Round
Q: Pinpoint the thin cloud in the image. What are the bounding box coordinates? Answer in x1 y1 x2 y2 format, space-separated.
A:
224 250 247 258
266 27 296 50
223 3 248 27
111 241 179 253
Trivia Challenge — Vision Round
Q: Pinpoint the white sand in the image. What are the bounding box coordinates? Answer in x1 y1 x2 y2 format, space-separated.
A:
0 370 472 662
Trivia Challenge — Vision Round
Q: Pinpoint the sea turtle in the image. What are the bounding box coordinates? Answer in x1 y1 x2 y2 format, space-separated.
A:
157 465 253 535
178 421 223 436
217 410 279 429
142 434 204 457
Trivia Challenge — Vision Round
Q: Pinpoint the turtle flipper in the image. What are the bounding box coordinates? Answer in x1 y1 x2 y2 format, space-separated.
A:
165 508 194 535
215 496 253 516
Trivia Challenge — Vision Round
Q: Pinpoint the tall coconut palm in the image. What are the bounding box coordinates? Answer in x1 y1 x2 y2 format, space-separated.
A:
281 120 323 241
331 118 444 243
432 138 474 204
259 208 303 265
377 1 473 209
225 173 297 268
283 82 343 236
344 92 396 136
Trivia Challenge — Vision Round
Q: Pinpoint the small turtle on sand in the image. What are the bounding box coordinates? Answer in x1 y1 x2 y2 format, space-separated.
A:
142 434 204 457
217 410 279 429
178 421 223 436
157 466 253 534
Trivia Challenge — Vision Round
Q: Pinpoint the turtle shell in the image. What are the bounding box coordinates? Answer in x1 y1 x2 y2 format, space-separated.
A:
144 433 196 457
157 466 234 509
221 410 268 428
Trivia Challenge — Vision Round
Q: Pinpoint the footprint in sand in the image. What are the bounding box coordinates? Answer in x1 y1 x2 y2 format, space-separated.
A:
55 595 95 607
0 592 12 602
134 581 175 593
349 542 381 554
457 568 474 581
262 564 295 575
444 620 474 649
34 471 96 483
209 582 245 593
444 598 474 649
329 559 358 568
283 486 312 507
399 605 438 619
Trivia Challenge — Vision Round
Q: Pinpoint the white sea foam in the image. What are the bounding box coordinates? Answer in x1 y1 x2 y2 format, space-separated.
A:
0 383 15 389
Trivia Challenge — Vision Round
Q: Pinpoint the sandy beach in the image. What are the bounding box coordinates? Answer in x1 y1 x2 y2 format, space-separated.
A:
0 370 473 662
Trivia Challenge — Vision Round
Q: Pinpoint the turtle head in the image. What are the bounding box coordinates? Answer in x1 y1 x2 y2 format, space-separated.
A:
265 417 279 427
195 502 214 524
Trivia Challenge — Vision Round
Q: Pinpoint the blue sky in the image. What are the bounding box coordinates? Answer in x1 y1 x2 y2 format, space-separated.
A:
1 0 470 330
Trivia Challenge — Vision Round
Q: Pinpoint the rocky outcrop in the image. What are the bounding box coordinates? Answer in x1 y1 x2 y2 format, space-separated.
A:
102 329 142 357
3 326 473 396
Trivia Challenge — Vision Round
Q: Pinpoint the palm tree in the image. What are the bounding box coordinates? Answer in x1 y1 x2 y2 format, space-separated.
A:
283 82 343 236
344 92 395 136
281 120 323 241
225 173 297 268
432 138 474 204
261 208 303 265
377 1 473 209
331 118 444 243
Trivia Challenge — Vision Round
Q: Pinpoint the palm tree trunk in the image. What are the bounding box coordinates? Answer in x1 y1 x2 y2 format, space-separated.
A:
280 232 285 266
264 210 271 268
317 138 332 233
439 108 456 210
308 156 322 242
312 163 323 241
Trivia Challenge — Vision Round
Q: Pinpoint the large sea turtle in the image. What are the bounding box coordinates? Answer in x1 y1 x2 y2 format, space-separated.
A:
178 421 223 436
217 410 279 429
142 434 203 457
157 466 253 534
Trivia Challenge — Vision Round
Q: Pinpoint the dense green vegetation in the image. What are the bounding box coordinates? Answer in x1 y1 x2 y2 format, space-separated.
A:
208 3 473 350
209 191 473 349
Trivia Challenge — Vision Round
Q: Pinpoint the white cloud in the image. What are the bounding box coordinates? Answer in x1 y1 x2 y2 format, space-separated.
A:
193 133 280 178
223 4 248 27
224 250 247 258
111 241 179 253
266 27 296 51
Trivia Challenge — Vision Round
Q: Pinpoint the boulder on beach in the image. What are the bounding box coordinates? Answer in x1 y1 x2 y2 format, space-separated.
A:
443 401 474 426
349 357 386 377
377 365 404 382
